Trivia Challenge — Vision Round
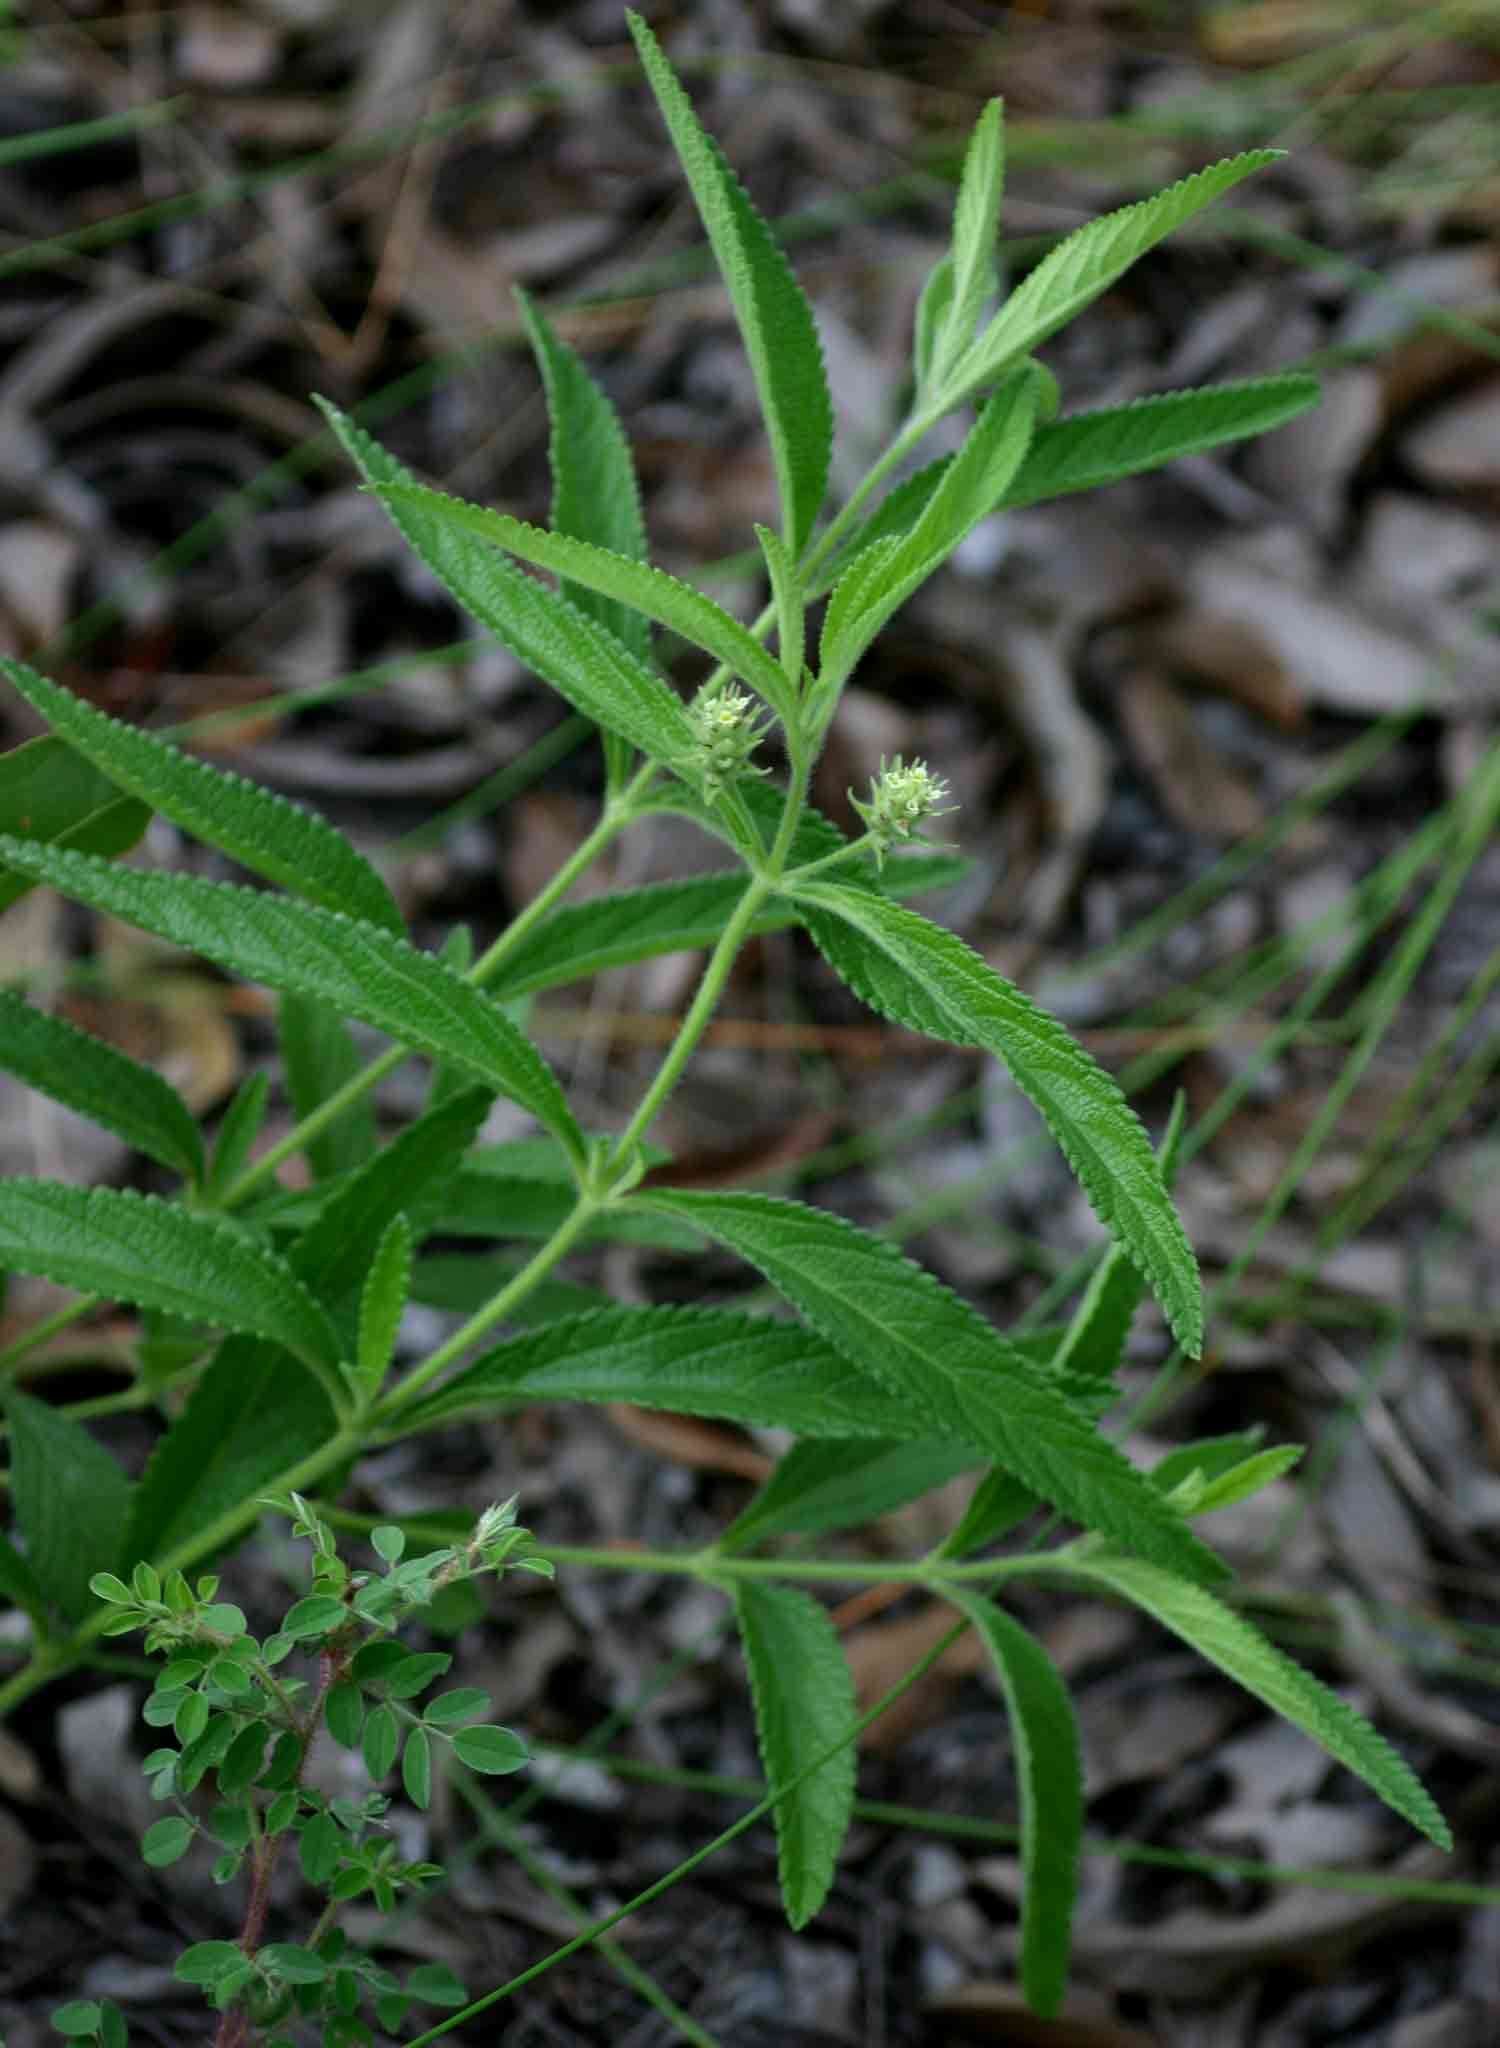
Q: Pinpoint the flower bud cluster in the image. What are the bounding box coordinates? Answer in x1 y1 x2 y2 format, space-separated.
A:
849 755 956 866
688 681 768 802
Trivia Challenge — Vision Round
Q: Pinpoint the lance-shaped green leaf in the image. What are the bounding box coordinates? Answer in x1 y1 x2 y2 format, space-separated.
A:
1001 376 1321 509
813 376 1319 601
912 255 955 395
0 1180 341 1377
818 368 1040 697
387 1305 940 1442
938 1468 1039 1562
280 992 378 1182
628 10 832 556
0 837 585 1164
488 858 961 1002
356 1215 412 1403
791 882 1202 1355
3 1389 134 1619
807 464 951 600
756 525 803 690
205 1072 269 1202
316 401 699 775
1149 1428 1267 1502
735 1581 857 1928
373 485 796 725
0 988 203 1182
1153 1436 1303 1520
1049 1092 1187 1392
1 659 401 933
124 1334 338 1566
291 1085 494 1307
518 288 650 665
944 151 1281 402
722 1323 1073 1554
1189 1444 1302 1515
723 1438 982 1554
947 1593 1081 2017
931 98 1005 385
0 734 148 914
636 1191 1224 1585
1059 1552 1450 1850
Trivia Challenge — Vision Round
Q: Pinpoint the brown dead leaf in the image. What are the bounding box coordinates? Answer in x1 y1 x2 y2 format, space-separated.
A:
1403 377 1500 494
845 1601 986 1753
606 1405 772 1484
1149 608 1304 728
1198 0 1366 66
1179 538 1475 714
1116 670 1266 842
640 1111 837 1190
929 1981 1156 2047
505 791 610 909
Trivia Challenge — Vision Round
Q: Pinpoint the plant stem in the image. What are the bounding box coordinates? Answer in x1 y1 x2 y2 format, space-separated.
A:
538 1541 1046 1589
608 876 772 1162
798 406 937 583
375 1199 602 1418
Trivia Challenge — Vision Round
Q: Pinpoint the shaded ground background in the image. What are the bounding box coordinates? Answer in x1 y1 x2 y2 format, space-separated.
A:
4 1 1500 2042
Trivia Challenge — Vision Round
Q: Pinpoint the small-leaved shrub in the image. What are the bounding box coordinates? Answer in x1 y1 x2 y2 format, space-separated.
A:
67 1494 543 2045
0 13 1447 2038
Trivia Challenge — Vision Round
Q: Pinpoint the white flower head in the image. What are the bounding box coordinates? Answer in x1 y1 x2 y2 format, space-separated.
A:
688 681 769 802
849 755 957 867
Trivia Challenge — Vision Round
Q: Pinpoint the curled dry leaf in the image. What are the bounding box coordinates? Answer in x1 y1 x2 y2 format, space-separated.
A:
844 1601 986 1753
606 1403 773 1483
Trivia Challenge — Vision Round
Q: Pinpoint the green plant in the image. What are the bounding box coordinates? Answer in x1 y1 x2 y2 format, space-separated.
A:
0 11 1447 2033
51 1496 541 2047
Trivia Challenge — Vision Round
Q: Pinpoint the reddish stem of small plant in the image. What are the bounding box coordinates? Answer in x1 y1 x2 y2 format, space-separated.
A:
212 1647 345 2048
